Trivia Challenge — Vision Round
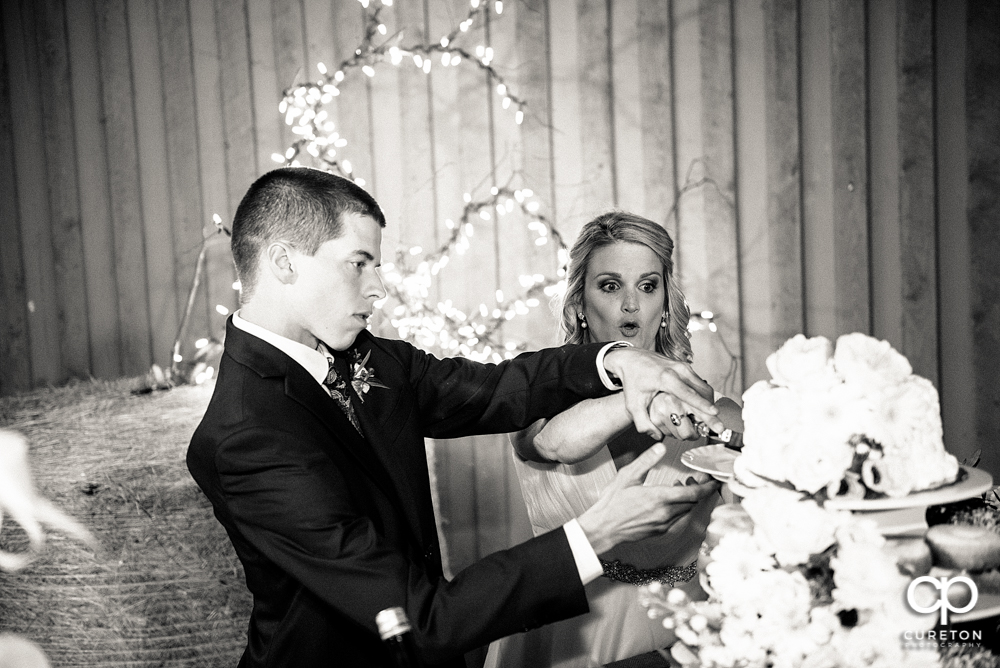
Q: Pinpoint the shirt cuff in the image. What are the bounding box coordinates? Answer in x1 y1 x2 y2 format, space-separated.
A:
563 518 603 586
595 341 634 390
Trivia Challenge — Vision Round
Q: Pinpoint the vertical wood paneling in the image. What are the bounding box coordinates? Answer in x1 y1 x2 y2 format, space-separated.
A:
610 0 643 213
896 0 938 386
763 0 804 348
934 0 974 464
734 0 771 387
36 0 91 380
332 2 374 187
799 0 872 340
96 0 154 375
301 0 334 90
516 0 556 231
217 0 260 212
576 0 614 209
696 0 741 395
4 0 62 386
966 0 1000 477
801 0 837 338
395 0 435 251
829 0 870 336
128 0 179 369
271 0 308 154
191 0 237 338
248 0 281 178
672 0 706 292
67 0 122 379
638 0 677 235
159 0 209 360
548 0 586 238
515 0 561 356
0 17 32 394
869 0 903 351
368 5 405 229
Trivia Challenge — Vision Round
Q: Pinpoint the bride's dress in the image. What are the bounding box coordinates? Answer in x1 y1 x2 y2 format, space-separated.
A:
485 434 720 668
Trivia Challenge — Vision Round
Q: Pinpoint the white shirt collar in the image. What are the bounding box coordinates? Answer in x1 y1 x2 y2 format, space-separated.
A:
231 310 331 386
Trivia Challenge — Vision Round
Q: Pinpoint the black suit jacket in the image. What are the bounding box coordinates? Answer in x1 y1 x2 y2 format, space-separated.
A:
187 319 615 667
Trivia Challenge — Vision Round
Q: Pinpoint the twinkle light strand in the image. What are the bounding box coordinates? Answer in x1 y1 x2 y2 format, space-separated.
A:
272 0 527 176
377 185 569 362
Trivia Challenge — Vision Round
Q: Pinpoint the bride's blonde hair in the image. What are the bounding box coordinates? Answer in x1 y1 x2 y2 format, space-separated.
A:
559 211 693 364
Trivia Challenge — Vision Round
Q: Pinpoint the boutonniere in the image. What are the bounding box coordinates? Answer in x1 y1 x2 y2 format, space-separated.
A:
349 349 389 402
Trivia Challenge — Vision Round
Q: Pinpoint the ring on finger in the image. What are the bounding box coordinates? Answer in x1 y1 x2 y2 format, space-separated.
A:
669 413 683 427
694 421 711 438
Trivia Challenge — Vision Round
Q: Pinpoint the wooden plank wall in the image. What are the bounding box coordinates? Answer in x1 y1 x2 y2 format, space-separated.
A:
1 0 996 571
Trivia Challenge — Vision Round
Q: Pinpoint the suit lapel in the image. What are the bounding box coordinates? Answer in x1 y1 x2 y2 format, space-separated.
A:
225 321 404 514
347 338 438 548
281 373 403 503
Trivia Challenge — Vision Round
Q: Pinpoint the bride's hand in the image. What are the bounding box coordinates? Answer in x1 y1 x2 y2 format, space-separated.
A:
603 347 722 440
576 443 720 555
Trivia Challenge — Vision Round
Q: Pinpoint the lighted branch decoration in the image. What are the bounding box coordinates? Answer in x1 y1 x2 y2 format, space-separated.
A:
381 185 569 362
265 0 729 370
274 0 526 177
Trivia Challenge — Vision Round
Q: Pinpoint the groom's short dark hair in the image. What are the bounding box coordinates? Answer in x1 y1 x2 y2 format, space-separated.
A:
231 167 386 300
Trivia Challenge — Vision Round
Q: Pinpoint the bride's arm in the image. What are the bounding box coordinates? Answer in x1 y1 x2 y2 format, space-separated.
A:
513 394 745 465
512 394 633 464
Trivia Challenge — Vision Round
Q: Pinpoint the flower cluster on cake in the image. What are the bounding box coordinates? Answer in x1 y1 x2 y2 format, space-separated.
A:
641 494 942 667
734 333 959 499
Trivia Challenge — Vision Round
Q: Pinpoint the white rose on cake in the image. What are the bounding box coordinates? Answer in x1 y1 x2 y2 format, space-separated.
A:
833 332 912 392
765 334 838 391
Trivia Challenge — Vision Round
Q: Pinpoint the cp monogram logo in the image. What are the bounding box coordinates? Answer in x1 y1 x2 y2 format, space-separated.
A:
906 575 978 624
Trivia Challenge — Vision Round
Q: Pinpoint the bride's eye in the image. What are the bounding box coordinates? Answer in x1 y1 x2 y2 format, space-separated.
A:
638 281 659 293
599 281 620 293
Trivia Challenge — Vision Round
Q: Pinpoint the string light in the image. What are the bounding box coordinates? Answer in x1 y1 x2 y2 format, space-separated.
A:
375 185 570 361
276 0 528 176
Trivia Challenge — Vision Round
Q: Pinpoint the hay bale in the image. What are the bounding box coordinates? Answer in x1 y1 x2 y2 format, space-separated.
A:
0 379 252 667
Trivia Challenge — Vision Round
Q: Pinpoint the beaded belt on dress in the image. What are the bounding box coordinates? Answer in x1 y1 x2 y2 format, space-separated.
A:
599 558 697 587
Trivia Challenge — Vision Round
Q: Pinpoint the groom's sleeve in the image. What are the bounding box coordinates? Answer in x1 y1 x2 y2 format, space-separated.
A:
563 518 604 585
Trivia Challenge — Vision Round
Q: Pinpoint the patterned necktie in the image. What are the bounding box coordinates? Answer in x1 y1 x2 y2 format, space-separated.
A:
323 356 362 433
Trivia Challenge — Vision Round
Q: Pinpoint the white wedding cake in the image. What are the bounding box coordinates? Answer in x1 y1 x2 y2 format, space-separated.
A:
735 333 959 499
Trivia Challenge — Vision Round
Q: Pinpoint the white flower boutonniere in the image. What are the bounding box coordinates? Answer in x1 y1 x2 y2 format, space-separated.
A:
349 350 389 402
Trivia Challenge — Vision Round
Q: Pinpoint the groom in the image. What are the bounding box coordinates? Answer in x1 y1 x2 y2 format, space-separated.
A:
187 167 722 668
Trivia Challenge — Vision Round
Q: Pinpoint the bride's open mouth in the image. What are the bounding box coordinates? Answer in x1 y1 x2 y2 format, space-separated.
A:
619 321 639 337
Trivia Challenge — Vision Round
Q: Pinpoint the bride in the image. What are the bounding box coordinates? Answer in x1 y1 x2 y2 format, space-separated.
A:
486 212 742 668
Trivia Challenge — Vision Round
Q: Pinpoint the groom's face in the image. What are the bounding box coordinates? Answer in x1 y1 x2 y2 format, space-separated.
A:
287 212 386 351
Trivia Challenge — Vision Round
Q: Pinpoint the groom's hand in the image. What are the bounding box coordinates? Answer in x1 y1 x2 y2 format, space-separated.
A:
603 347 723 440
576 443 721 555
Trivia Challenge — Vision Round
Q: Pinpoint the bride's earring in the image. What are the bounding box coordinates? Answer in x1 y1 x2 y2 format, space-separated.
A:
660 312 668 328
578 313 587 329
